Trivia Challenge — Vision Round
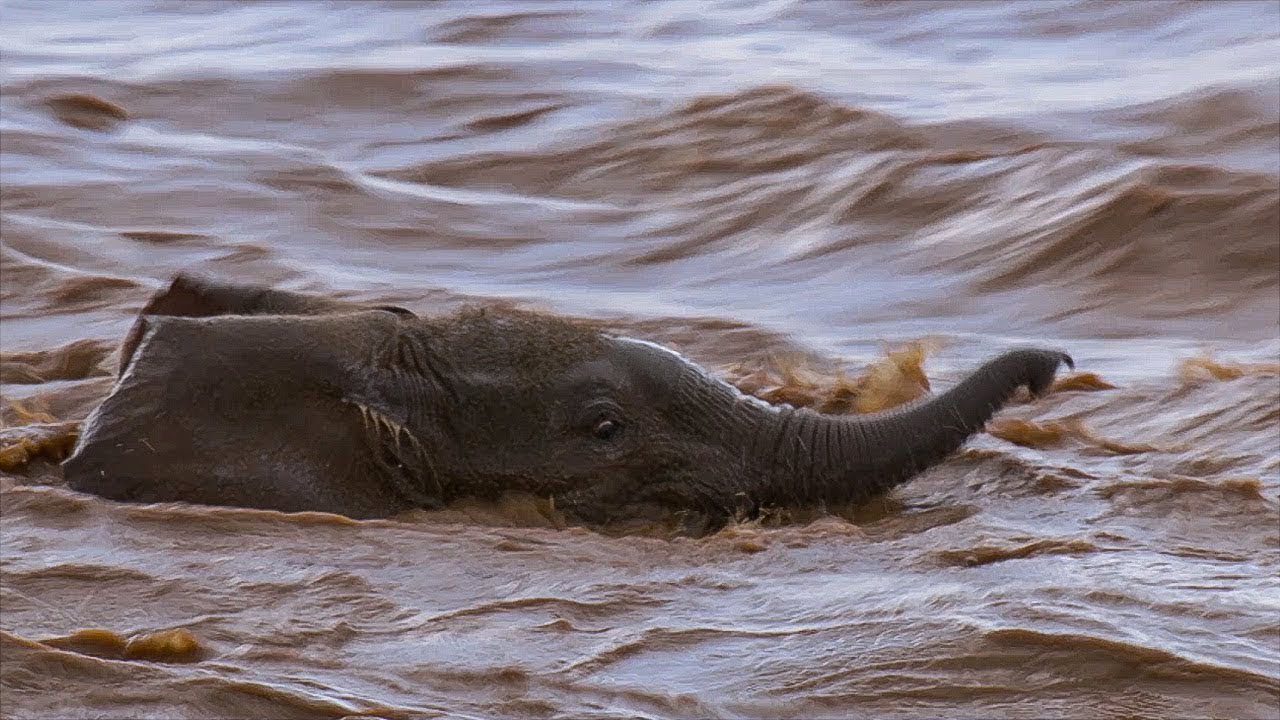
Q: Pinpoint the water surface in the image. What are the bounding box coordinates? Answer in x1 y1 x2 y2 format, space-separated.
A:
2 1 1278 718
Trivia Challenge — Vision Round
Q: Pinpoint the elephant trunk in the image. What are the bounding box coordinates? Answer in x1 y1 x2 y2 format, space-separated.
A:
749 348 1073 508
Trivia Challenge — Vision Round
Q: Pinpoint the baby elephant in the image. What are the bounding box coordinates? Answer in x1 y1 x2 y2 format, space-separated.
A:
65 273 1073 530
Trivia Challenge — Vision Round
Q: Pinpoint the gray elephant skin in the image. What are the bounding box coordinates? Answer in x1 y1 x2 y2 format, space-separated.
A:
64 273 1073 532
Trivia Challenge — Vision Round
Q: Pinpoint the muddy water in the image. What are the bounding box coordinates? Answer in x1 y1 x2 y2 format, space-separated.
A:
2 1 1278 718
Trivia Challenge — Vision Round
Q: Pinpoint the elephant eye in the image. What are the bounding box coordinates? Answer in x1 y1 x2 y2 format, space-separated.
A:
578 399 625 443
592 418 623 442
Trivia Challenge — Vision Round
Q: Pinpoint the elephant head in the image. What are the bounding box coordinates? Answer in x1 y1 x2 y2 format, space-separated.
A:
65 274 1072 532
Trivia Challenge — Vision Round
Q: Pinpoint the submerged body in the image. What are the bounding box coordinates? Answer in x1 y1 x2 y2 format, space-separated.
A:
65 274 1072 531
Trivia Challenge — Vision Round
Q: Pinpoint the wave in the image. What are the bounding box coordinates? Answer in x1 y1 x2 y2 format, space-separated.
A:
5 72 1275 338
361 84 1279 334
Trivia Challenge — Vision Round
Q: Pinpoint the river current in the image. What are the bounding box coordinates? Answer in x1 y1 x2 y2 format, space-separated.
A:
1 2 1278 718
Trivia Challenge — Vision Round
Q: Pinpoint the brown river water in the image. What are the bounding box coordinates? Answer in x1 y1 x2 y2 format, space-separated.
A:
1 1 1279 718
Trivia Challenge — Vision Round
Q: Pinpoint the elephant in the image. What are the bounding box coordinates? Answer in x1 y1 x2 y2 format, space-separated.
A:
64 273 1073 532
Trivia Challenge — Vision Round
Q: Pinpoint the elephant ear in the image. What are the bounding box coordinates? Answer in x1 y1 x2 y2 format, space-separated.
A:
118 273 417 375
68 311 441 518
